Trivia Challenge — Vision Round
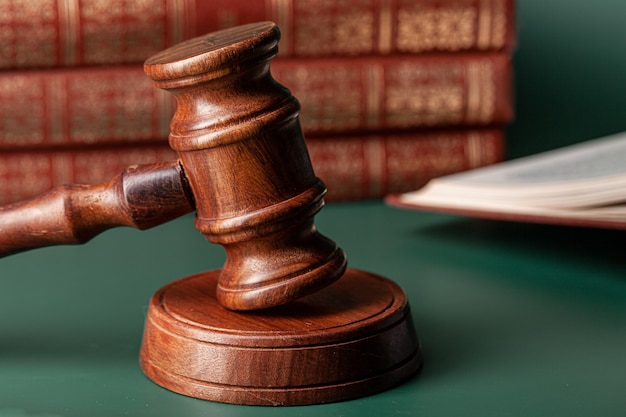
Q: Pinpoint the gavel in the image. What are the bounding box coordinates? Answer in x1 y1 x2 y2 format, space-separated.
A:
0 22 421 405
0 22 345 311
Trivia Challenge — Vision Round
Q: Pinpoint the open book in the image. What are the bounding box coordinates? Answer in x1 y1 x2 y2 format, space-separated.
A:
386 131 626 230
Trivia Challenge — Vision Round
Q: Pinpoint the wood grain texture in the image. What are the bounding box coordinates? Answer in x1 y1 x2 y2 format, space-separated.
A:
0 161 194 257
140 268 423 406
144 22 347 311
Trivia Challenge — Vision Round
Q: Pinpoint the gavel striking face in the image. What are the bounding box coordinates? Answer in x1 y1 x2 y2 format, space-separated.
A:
0 22 346 311
0 22 421 405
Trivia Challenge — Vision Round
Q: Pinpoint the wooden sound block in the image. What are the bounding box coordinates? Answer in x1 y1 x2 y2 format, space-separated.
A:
140 268 423 406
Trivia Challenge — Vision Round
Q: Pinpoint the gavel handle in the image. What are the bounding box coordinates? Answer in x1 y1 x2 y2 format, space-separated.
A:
0 161 195 258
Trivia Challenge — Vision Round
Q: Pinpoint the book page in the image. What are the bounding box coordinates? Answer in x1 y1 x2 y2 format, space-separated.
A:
390 131 626 228
440 131 626 186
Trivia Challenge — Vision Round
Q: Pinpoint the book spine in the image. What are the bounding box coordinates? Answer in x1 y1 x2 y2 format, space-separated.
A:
0 0 515 69
0 53 512 149
0 144 177 205
272 0 516 57
307 128 505 201
0 129 503 205
0 67 176 149
273 52 513 134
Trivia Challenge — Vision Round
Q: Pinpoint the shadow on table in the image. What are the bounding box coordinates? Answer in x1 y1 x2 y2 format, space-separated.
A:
402 217 626 383
414 217 625 270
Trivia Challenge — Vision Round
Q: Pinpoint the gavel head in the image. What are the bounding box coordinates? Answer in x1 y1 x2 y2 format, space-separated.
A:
143 22 347 311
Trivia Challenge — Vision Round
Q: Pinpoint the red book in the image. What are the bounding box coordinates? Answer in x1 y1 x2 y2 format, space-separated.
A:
308 128 504 200
0 129 504 205
273 52 513 135
0 53 512 149
0 0 515 69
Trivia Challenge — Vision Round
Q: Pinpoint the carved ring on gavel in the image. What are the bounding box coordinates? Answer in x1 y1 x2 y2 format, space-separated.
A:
0 22 422 405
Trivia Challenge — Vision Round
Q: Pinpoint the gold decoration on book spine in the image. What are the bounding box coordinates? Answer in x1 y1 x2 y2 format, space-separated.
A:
0 154 52 205
385 62 465 127
477 0 492 49
306 139 368 201
73 148 176 184
386 133 472 193
397 0 508 52
0 0 57 68
466 130 500 166
0 76 46 145
291 0 375 56
0 69 178 145
366 65 384 129
467 131 486 167
47 77 67 144
52 153 73 185
397 0 476 52
58 0 80 65
273 65 363 131
268 0 293 55
0 147 178 205
0 0 198 68
466 59 495 124
491 0 508 49
364 136 386 197
81 0 168 64
67 71 160 143
378 0 394 54
477 0 508 49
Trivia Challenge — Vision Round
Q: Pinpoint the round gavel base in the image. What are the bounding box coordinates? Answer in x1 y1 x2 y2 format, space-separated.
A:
139 268 422 406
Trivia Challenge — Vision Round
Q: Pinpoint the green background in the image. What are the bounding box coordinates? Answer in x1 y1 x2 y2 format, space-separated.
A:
2 1 626 416
507 0 626 157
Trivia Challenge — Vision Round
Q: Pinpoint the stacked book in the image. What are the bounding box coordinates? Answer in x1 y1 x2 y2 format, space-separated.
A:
0 0 515 205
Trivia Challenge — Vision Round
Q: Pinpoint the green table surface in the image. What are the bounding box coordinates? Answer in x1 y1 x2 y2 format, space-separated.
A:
1 202 625 416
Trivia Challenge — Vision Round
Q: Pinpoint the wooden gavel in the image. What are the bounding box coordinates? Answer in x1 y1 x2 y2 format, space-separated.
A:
1 23 421 405
0 22 346 311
